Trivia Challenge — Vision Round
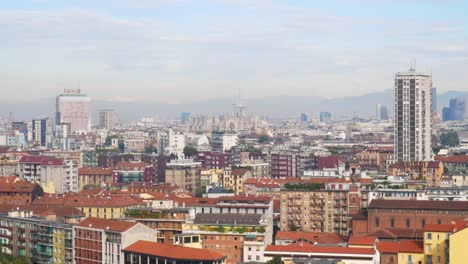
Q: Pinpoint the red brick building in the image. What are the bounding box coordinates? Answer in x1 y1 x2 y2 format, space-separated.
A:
0 176 43 205
74 217 157 264
366 200 468 234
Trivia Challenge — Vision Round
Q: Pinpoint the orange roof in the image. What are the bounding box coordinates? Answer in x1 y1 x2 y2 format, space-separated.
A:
435 155 468 163
348 236 377 246
424 224 455 233
34 193 144 208
231 168 249 176
124 240 225 261
398 240 423 254
77 217 137 232
64 195 144 208
276 231 345 245
0 176 19 184
265 242 375 255
0 179 40 193
376 242 399 254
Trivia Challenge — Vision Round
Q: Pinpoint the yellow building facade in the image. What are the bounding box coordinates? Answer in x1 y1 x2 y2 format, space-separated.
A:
424 230 450 264
449 227 468 264
398 252 425 264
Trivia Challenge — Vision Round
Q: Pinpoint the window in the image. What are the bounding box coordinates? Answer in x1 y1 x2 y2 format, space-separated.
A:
422 219 426 227
427 244 431 251
427 233 432 240
437 219 442 224
375 217 380 227
390 218 394 228
406 218 410 228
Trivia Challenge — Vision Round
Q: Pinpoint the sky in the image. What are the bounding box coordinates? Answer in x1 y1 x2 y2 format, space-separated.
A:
1 0 467 103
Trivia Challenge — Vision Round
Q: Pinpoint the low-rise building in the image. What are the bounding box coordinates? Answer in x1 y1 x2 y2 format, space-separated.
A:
366 200 468 234
388 161 444 187
123 240 226 264
279 185 349 235
0 209 76 263
165 159 201 195
0 176 43 205
74 217 158 264
113 161 151 184
78 167 114 190
264 242 377 264
222 168 252 195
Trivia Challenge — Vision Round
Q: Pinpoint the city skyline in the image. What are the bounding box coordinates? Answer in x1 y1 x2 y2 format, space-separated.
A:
1 1 468 103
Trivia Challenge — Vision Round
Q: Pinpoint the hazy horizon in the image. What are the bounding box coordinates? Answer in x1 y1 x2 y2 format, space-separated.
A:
1 1 467 103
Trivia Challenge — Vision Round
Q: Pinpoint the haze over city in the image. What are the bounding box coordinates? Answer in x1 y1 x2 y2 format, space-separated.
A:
1 0 468 104
1 1 468 264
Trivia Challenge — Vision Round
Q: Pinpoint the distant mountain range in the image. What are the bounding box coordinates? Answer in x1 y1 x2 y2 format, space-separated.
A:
2 90 467 121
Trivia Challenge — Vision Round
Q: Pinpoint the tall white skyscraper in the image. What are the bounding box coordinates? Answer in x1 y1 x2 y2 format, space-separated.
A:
56 89 91 133
394 68 433 162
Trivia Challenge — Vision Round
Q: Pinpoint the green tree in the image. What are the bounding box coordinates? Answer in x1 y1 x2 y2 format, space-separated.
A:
266 256 283 264
104 136 112 147
144 145 157 154
289 222 298 231
118 140 125 152
440 132 460 147
183 146 198 157
258 135 271 144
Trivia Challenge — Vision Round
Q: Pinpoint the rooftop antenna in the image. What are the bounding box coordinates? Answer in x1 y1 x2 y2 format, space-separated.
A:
409 60 415 71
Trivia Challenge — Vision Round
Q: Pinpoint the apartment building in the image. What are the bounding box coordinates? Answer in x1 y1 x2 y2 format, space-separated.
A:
280 186 350 235
74 217 158 264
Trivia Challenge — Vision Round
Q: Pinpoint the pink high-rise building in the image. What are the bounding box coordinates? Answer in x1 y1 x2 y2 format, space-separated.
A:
56 89 91 132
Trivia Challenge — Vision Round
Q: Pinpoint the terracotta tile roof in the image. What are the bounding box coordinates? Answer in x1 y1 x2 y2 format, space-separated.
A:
34 193 144 208
377 240 423 254
265 242 375 255
231 168 249 176
367 146 394 152
424 224 455 233
0 204 82 218
376 241 399 254
435 155 468 163
366 228 423 240
317 156 346 170
0 179 40 193
41 158 64 166
397 240 423 253
78 167 113 176
32 194 68 205
124 240 225 261
19 155 58 164
77 217 137 232
369 200 468 211
276 231 345 245
64 195 144 208
0 176 20 184
348 236 377 246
